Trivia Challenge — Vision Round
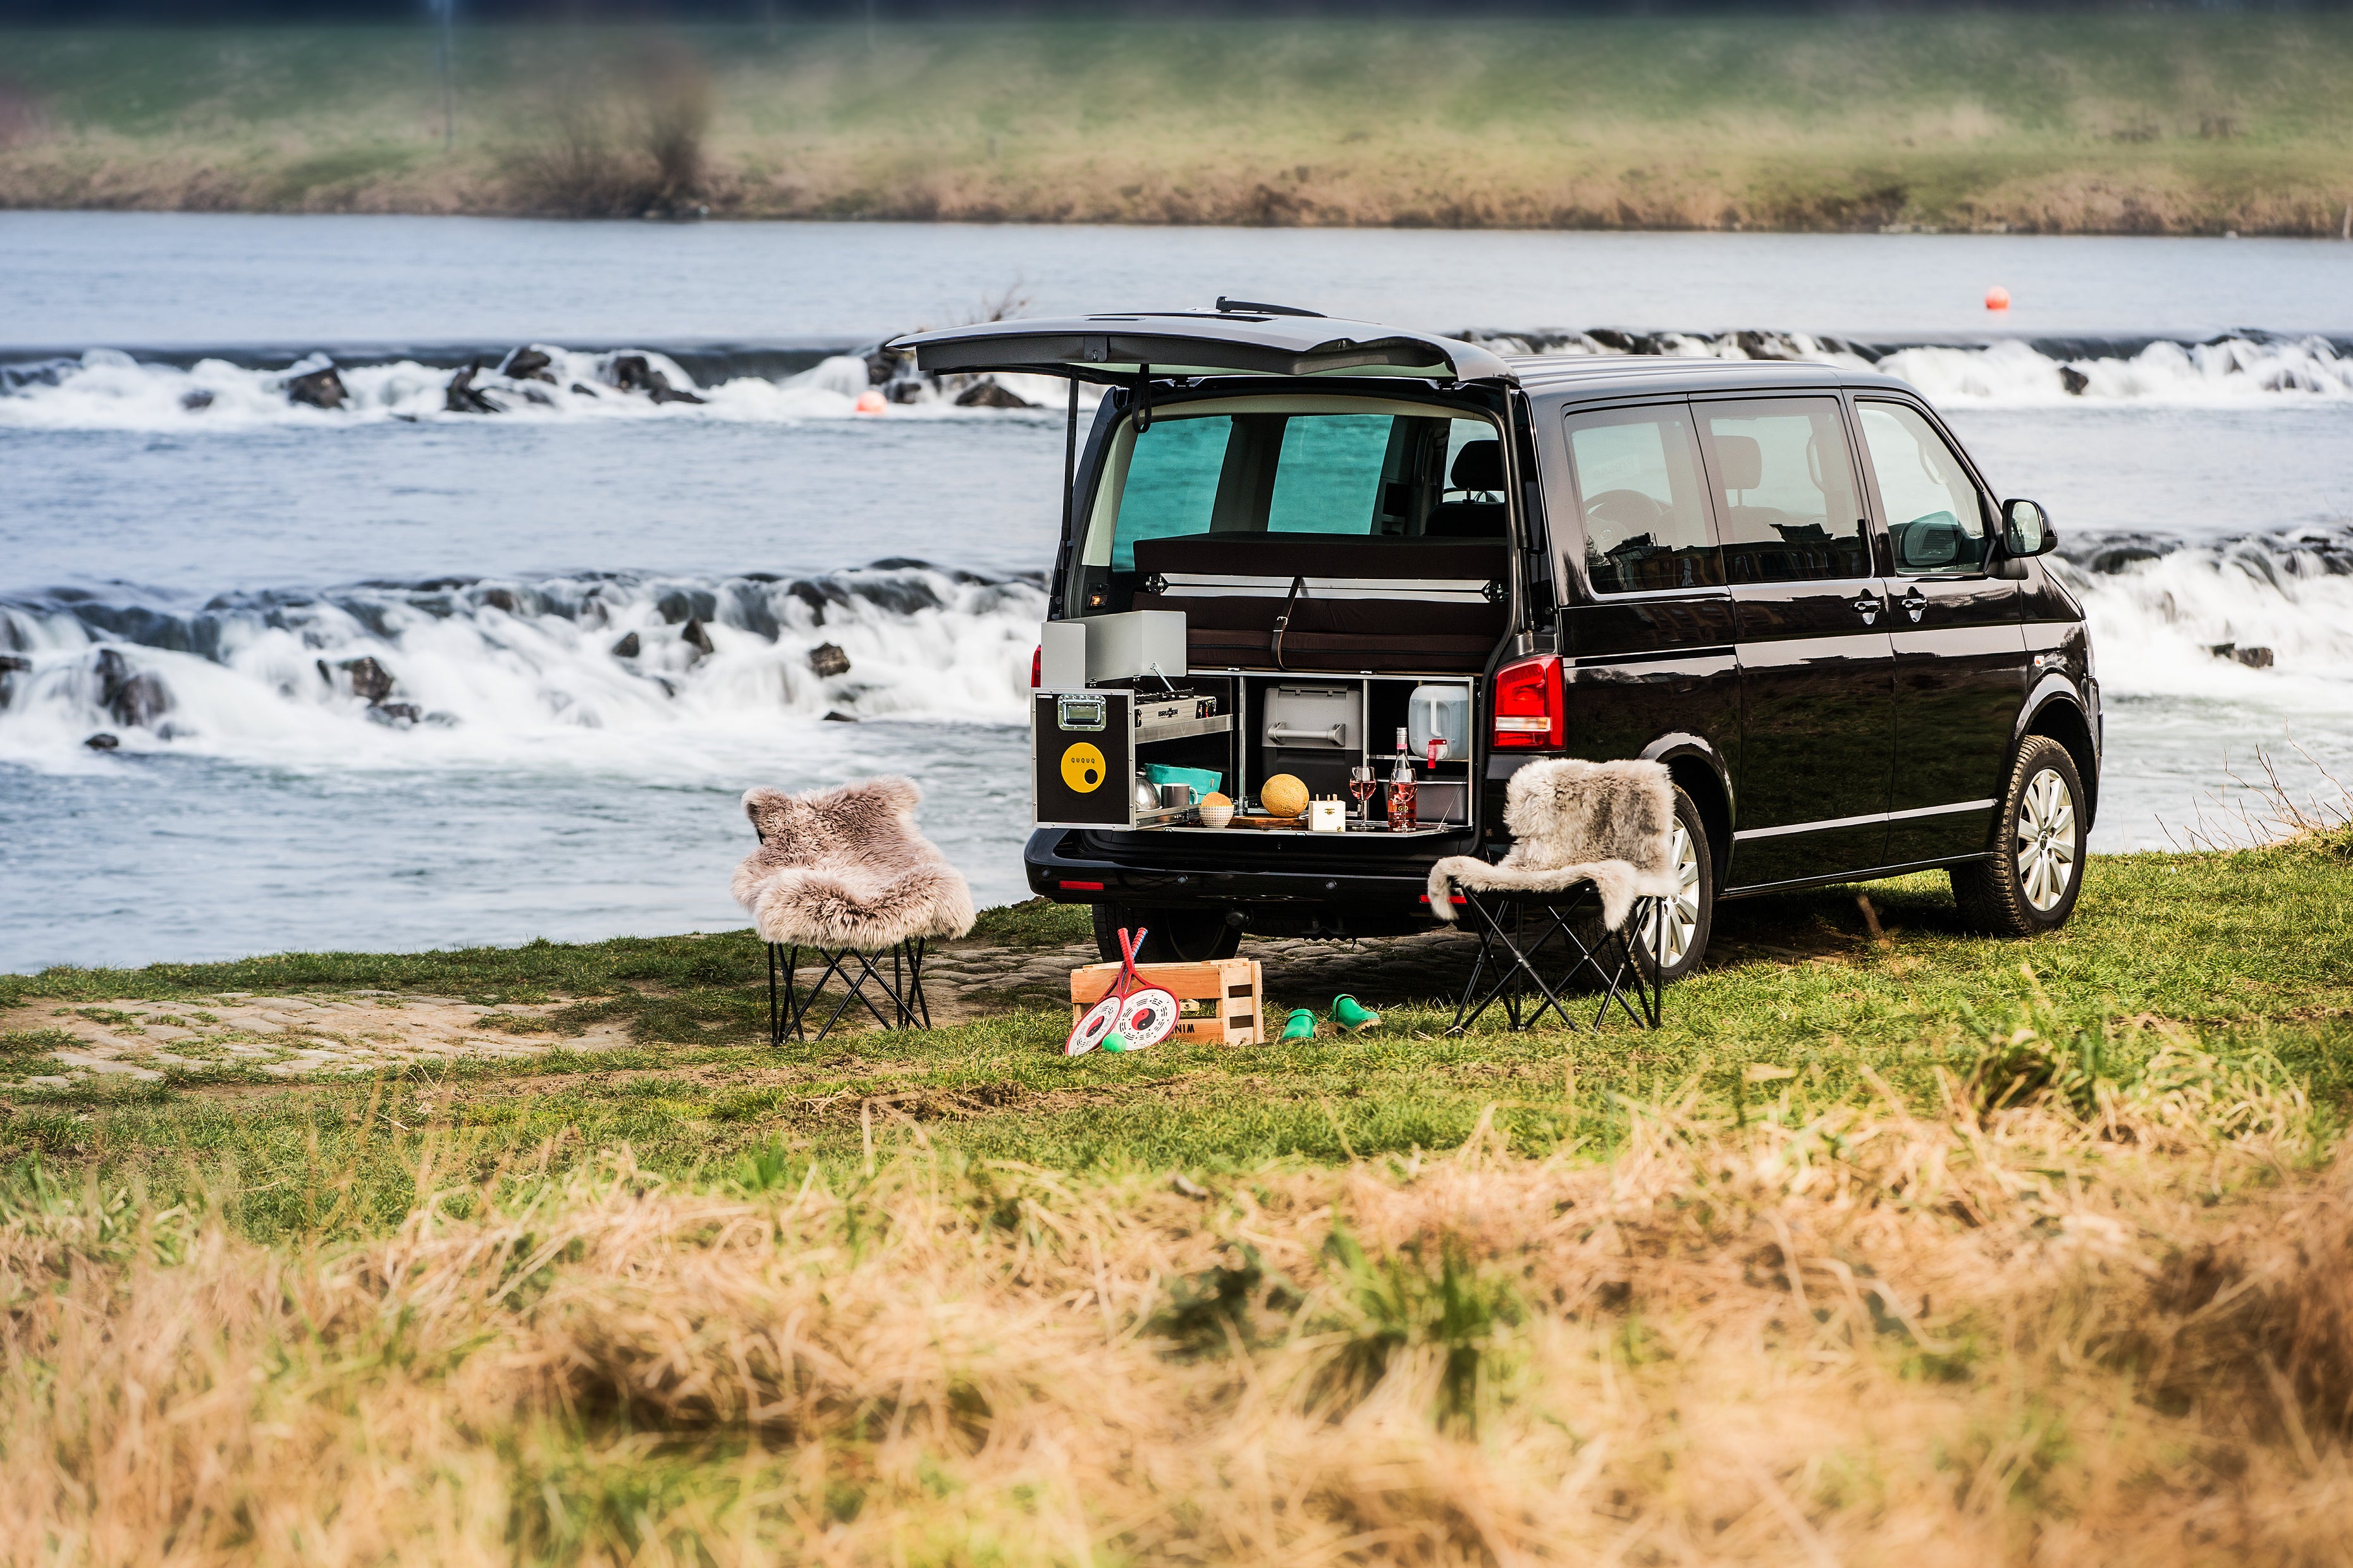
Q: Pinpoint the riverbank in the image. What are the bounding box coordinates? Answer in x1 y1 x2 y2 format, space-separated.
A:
3 843 2350 1560
6 18 2353 235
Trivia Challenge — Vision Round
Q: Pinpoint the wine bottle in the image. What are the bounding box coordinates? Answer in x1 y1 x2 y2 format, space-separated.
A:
1386 726 1417 831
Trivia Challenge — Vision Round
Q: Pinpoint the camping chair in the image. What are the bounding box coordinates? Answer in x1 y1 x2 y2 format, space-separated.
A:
1427 757 1679 1034
732 776 975 1044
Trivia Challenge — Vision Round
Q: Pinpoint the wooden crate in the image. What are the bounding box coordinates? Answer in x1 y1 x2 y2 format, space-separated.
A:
1070 957 1264 1045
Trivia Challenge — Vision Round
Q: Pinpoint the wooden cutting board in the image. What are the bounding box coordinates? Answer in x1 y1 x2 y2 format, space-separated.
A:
1229 814 1306 830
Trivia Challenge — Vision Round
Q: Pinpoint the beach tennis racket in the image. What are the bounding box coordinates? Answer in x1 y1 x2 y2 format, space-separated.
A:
1111 985 1179 1050
1063 927 1179 1055
1106 927 1178 1051
1066 992 1127 1057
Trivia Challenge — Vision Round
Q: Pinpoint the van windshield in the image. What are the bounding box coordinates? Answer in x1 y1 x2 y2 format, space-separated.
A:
1084 400 1501 573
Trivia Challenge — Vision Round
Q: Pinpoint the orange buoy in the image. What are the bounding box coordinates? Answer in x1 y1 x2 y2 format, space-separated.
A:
1985 285 2012 311
854 388 887 414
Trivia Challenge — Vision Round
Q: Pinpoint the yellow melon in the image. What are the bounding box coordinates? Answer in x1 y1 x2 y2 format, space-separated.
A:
1260 773 1310 819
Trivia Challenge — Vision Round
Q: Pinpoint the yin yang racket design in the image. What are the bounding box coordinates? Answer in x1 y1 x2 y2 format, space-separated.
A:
1066 993 1127 1057
1114 986 1179 1050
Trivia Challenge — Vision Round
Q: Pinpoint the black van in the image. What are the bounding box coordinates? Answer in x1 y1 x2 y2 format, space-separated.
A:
893 307 2099 979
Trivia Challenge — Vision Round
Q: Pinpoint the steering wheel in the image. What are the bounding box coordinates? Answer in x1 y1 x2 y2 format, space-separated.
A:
1584 489 1668 536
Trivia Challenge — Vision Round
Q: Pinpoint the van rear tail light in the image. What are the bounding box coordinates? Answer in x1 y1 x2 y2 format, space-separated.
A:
1491 654 1564 749
1030 644 1043 688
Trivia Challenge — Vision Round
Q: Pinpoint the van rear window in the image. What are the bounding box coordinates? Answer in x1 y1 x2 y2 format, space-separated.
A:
1090 405 1499 572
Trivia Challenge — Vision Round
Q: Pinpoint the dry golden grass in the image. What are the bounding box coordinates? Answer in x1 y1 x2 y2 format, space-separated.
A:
4 1034 2350 1565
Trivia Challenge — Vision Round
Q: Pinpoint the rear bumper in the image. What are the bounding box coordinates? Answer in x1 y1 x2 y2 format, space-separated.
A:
1023 828 1463 934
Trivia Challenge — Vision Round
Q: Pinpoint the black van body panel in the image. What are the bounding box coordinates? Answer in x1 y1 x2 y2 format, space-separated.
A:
1720 577 1898 886
1843 391 2034 864
1018 343 2093 932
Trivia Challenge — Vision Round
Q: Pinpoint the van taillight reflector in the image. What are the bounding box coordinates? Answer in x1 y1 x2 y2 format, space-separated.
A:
1491 654 1564 749
1030 644 1042 688
1059 879 1105 891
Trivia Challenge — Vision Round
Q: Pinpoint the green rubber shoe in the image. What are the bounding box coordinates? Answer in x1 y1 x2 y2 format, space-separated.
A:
1331 995 1382 1034
1280 1008 1318 1043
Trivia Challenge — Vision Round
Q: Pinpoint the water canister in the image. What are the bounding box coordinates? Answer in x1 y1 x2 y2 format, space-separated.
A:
1407 685 1471 760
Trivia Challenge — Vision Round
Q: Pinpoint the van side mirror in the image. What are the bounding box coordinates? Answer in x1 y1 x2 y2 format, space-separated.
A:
2000 498 2055 558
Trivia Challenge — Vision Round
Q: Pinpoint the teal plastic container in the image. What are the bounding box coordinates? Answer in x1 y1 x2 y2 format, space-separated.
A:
1146 763 1224 797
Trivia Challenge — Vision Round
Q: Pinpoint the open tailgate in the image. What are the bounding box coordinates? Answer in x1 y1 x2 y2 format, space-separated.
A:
887 310 1516 384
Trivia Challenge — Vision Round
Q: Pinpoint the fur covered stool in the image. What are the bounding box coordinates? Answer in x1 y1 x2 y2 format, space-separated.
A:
1427 757 1681 1032
732 776 975 1043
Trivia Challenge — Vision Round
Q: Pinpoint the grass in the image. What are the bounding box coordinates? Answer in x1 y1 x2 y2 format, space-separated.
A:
6 17 2353 232
2 842 2349 1560
3 848 2348 1235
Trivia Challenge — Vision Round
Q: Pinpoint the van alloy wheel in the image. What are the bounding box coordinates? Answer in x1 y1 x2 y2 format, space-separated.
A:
1635 785 1714 984
1652 819 1703 967
2017 767 2077 911
1951 735 2087 936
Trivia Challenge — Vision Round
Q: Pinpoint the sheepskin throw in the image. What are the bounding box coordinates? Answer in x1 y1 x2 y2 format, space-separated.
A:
1427 757 1679 930
733 776 976 951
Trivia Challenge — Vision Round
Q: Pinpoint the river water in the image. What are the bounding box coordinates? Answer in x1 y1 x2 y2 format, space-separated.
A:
4 212 2349 971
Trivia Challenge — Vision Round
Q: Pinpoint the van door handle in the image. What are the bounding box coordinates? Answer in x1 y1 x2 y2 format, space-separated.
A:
1903 588 1927 623
1850 594 1882 624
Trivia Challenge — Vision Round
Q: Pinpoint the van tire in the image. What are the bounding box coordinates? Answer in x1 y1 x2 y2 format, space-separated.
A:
1950 736 2086 936
1093 903 1243 964
1636 785 1715 985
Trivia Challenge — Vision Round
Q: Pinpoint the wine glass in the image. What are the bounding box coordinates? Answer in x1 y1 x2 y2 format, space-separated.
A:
1347 766 1379 826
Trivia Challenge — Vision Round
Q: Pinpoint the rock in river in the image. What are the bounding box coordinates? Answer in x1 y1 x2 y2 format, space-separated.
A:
610 631 641 659
500 347 557 383
285 364 348 410
93 647 172 728
954 377 1036 409
444 363 501 415
318 655 397 704
606 354 706 405
807 641 852 677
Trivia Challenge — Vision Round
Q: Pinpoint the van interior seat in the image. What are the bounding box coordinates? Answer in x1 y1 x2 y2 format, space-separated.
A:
1129 534 1508 673
1712 434 1763 491
1424 439 1508 538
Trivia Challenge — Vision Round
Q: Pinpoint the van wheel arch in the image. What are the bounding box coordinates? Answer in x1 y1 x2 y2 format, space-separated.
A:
1660 752 1732 887
2018 698 2098 832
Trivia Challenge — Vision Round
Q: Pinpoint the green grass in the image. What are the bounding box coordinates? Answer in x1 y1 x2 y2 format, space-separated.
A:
5 17 2353 231
3 845 2347 1243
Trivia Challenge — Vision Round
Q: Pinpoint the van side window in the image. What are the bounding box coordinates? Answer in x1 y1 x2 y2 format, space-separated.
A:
1699 398 1869 583
1856 400 1991 575
1563 405 1723 594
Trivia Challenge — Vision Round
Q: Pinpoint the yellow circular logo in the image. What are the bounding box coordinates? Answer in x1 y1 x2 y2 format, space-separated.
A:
1059 742 1106 793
